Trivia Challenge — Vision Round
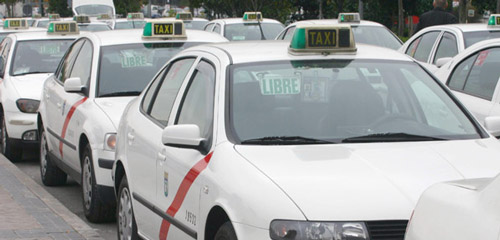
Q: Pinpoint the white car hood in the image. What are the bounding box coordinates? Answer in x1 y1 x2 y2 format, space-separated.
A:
10 73 51 100
234 139 500 221
94 97 135 129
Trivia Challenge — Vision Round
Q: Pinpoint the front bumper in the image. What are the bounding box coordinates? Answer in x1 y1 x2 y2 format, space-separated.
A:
5 111 38 141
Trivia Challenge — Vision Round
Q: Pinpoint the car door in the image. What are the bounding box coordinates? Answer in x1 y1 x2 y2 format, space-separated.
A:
432 31 459 64
127 57 196 239
44 39 84 159
446 47 500 127
157 56 217 239
405 31 441 63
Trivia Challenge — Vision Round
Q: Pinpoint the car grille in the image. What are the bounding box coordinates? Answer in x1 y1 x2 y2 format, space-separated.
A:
366 220 408 240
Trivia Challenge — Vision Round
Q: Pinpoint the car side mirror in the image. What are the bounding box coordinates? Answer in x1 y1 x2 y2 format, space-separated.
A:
484 116 500 137
162 124 208 153
64 77 84 93
435 57 452 68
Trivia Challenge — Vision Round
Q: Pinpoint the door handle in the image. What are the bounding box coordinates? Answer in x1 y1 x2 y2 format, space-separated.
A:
127 132 134 141
44 89 50 99
157 152 166 162
56 102 62 109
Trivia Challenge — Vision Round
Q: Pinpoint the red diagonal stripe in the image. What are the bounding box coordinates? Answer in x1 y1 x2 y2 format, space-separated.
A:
59 97 88 158
159 152 213 240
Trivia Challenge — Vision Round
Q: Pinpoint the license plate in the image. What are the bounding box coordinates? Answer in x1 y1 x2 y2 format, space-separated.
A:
153 23 173 35
307 30 336 48
55 23 70 32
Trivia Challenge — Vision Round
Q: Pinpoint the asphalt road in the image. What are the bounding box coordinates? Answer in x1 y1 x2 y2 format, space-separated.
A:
13 150 117 240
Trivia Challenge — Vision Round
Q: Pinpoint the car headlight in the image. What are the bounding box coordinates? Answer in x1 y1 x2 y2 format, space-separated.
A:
270 220 368 240
16 99 40 113
104 133 116 151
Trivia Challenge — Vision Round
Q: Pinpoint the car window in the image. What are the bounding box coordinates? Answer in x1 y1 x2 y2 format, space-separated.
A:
224 22 284 41
433 32 458 64
69 40 93 87
412 31 440 62
213 24 221 34
56 40 85 83
142 67 166 111
204 23 214 31
148 58 196 126
459 48 500 100
283 26 296 40
464 31 500 48
176 60 215 140
0 38 12 76
447 52 478 92
351 26 402 50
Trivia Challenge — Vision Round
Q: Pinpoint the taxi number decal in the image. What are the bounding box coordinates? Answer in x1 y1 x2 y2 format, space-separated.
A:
154 23 173 35
121 55 147 68
55 24 70 32
40 45 61 55
248 14 257 20
308 30 336 48
343 15 355 21
497 17 500 25
10 20 21 27
260 76 301 95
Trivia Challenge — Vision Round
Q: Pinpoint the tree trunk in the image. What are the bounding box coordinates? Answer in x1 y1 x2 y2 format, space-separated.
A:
359 0 364 19
398 0 404 36
497 0 500 13
318 0 323 19
459 0 467 23
336 0 344 14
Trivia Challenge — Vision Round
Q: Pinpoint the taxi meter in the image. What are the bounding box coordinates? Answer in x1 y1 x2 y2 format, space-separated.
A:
289 24 356 54
243 11 263 21
48 21 79 35
127 12 144 20
3 19 29 29
339 12 361 23
142 20 186 39
489 14 500 26
176 12 193 21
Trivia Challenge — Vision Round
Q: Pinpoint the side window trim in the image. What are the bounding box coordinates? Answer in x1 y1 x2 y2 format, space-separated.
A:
446 51 480 90
71 39 94 96
431 31 457 64
55 39 86 84
425 31 444 63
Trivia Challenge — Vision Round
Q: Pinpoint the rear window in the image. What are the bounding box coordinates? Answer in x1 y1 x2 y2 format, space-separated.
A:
464 31 500 47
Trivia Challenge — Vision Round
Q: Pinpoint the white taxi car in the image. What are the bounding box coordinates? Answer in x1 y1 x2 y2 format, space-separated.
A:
37 20 227 223
166 12 208 30
113 24 500 240
399 14 500 66
405 173 500 240
276 13 403 50
0 18 46 41
72 15 111 32
0 20 77 161
112 13 146 30
204 12 284 41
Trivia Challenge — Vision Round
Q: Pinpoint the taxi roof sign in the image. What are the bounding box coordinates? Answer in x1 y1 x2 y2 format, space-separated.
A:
488 14 500 27
127 12 144 20
48 21 79 35
339 13 361 23
32 14 42 19
176 12 193 21
143 20 187 40
243 12 263 21
3 19 29 30
73 15 90 24
289 24 356 55
48 14 60 20
98 14 112 20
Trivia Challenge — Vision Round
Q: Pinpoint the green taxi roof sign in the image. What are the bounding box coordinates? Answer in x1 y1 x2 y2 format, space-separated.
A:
98 14 112 20
289 24 356 55
127 12 144 20
488 14 500 26
48 14 60 20
47 21 79 35
143 20 187 40
3 18 29 30
243 12 263 21
339 13 360 23
176 12 193 21
73 15 90 24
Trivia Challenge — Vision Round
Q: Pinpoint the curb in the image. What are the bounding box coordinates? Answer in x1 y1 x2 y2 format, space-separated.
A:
0 154 104 240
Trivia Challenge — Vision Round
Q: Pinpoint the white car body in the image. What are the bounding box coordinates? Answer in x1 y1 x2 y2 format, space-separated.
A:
204 18 284 41
164 17 208 31
38 27 227 222
275 19 403 50
399 24 500 66
405 174 500 240
0 27 46 41
434 38 500 136
72 0 116 18
113 39 500 240
111 18 147 30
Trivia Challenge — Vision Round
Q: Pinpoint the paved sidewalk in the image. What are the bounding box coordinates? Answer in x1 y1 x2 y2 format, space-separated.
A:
0 154 103 240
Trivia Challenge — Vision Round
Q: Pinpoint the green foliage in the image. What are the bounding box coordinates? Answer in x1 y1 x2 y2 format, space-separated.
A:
48 0 72 17
0 0 18 17
114 0 142 17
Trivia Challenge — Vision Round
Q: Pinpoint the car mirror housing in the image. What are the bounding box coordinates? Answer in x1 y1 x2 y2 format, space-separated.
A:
162 124 207 153
64 77 84 93
484 116 500 137
435 57 452 68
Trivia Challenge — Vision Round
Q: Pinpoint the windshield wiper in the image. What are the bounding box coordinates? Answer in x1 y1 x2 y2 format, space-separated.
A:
241 136 334 145
13 71 50 76
99 91 142 97
341 133 448 143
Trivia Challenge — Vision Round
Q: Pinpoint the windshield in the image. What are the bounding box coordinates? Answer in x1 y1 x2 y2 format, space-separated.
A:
351 26 402 50
229 60 481 144
98 42 202 97
75 5 113 17
37 20 50 28
184 20 208 30
464 31 500 47
79 24 111 32
225 22 284 41
114 21 146 30
11 40 73 76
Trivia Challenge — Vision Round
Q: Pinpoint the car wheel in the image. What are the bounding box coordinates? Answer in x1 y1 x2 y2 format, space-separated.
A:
39 127 67 186
117 176 138 240
215 221 238 240
82 143 114 222
0 112 22 161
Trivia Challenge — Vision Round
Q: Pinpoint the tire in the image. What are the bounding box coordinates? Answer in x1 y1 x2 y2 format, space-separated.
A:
117 176 139 240
0 112 22 161
39 127 67 186
215 221 238 240
81 143 115 223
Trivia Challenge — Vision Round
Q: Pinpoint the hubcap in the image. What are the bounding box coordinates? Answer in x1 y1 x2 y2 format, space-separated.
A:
40 132 47 177
118 187 133 240
82 156 92 210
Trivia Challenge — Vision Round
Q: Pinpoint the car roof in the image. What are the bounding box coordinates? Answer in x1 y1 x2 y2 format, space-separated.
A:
0 27 46 33
164 17 208 22
421 23 500 32
289 19 383 27
9 30 79 40
208 18 283 25
187 40 413 64
86 28 228 46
